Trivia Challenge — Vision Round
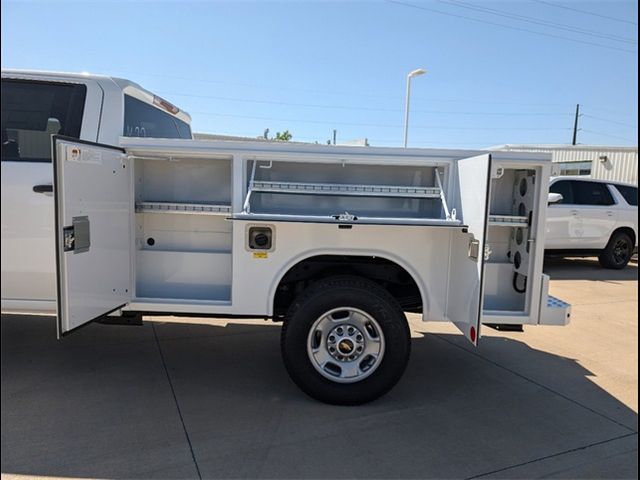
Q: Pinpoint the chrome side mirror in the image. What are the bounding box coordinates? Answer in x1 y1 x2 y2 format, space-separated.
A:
548 192 563 205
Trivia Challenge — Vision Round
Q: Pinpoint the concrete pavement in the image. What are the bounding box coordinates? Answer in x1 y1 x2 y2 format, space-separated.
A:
1 257 637 479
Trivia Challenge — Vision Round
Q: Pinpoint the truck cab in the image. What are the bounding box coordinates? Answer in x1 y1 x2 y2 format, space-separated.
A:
1 70 192 314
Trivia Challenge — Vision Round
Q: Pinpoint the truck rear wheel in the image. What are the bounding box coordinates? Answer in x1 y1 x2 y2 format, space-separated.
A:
281 276 410 405
599 231 634 269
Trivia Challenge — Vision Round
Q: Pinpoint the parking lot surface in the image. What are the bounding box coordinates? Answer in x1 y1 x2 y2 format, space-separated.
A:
1 257 637 479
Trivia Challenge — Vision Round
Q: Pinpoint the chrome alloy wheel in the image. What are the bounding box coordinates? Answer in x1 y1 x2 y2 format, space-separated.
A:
307 307 385 384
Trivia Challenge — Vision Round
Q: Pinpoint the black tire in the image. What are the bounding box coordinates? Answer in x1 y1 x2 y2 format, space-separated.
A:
598 231 634 269
281 275 411 405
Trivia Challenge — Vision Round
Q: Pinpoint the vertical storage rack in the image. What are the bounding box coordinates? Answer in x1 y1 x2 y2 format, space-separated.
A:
483 166 538 315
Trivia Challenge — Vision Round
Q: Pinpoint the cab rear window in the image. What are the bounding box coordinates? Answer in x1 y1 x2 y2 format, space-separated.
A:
1 79 86 162
123 95 191 139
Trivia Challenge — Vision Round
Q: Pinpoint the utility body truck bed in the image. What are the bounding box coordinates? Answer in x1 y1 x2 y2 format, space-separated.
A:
47 135 570 403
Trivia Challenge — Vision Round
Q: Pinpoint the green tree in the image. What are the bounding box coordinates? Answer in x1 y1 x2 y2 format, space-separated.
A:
275 130 292 141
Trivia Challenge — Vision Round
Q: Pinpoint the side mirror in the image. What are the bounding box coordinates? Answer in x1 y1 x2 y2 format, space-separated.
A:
548 192 563 205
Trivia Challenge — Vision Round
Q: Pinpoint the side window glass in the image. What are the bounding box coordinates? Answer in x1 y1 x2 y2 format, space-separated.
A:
549 180 573 204
614 185 638 206
1 79 86 162
573 181 615 206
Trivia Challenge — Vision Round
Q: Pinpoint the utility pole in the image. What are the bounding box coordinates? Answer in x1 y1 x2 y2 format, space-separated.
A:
572 104 580 145
333 129 337 145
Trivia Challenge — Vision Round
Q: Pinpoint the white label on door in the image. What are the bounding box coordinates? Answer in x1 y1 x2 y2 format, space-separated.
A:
66 145 102 165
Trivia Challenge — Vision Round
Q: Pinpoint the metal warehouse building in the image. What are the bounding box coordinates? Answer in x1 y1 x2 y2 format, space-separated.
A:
490 144 638 185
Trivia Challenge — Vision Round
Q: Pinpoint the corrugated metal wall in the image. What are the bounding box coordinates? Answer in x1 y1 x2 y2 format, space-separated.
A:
588 150 637 185
493 146 637 185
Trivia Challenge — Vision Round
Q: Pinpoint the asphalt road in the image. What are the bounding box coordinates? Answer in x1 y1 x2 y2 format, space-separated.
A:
1 257 637 479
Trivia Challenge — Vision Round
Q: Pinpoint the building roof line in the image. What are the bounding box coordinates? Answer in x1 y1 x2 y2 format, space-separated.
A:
489 144 637 152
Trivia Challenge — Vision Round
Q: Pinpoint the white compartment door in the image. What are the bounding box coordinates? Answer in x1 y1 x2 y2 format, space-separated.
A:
53 136 132 336
447 153 492 345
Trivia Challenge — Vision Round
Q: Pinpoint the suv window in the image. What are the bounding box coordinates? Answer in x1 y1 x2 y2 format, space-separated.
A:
549 180 574 204
572 180 615 206
1 79 86 162
123 95 191 139
613 184 638 206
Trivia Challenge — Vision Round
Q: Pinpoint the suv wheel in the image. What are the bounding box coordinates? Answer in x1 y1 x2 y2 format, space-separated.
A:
599 231 634 269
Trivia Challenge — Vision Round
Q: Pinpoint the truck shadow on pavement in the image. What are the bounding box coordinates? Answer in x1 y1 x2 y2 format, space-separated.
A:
1 314 637 479
544 256 638 281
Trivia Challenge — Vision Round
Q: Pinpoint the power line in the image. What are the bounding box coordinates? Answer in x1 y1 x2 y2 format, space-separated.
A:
108 77 634 133
581 104 639 118
193 130 542 147
108 69 405 101
190 110 572 131
384 0 636 53
439 0 636 45
532 0 638 26
581 129 636 142
106 69 578 108
164 92 398 113
582 114 638 129
160 91 573 116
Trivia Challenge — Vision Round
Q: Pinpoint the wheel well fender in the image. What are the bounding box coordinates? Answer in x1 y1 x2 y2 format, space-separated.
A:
268 250 429 316
610 226 637 248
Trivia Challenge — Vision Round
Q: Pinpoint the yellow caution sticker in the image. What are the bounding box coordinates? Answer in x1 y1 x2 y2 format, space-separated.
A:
253 252 268 259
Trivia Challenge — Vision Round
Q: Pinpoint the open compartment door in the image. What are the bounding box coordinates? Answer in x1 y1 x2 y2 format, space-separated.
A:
53 136 132 336
447 154 492 345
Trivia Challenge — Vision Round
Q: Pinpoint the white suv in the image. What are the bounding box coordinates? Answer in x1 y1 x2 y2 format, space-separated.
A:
546 177 638 269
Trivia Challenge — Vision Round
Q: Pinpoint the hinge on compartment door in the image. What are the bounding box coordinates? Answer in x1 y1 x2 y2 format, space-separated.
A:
63 216 90 253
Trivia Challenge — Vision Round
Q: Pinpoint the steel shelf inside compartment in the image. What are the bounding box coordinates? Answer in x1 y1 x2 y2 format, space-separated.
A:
135 201 232 215
250 180 442 198
488 214 529 227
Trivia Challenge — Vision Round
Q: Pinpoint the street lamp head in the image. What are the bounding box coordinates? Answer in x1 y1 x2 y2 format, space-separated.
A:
408 68 427 78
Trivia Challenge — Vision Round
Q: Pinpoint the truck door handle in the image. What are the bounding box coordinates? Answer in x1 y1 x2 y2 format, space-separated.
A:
570 209 579 216
33 184 53 194
606 210 614 216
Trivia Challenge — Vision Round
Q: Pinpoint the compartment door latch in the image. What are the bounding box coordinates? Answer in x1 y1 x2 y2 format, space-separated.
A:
63 216 90 253
468 238 480 262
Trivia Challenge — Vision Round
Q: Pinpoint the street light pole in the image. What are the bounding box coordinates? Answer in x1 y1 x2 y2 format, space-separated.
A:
403 68 426 148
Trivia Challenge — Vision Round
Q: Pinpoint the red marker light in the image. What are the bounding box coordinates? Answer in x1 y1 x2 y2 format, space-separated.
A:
470 326 476 343
153 95 179 115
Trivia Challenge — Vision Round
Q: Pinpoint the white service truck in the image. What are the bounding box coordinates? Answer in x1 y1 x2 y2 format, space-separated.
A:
1 71 571 405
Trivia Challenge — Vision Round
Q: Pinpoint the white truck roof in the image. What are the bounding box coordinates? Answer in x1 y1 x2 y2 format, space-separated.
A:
1 69 191 124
